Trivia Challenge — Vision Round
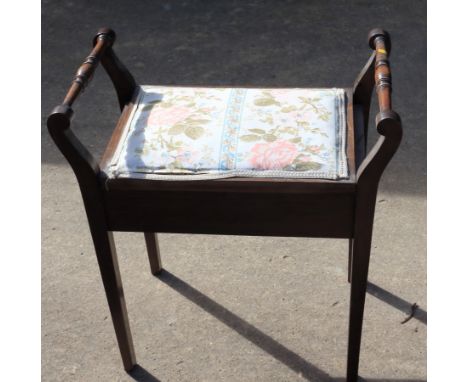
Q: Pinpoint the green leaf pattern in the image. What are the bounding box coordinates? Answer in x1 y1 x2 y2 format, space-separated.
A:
119 87 345 176
238 89 334 171
130 87 227 171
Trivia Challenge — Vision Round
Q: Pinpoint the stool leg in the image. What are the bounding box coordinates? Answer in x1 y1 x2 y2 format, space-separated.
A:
91 228 136 371
348 238 353 283
346 209 374 382
144 232 162 275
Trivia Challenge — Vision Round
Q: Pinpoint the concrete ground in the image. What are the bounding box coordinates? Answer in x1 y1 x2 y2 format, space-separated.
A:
42 1 426 381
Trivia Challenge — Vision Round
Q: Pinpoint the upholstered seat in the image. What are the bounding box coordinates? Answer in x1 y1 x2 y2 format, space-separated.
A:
104 86 348 180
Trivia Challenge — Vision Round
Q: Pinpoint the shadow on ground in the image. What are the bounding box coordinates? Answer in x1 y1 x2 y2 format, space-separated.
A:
367 282 426 325
126 270 426 382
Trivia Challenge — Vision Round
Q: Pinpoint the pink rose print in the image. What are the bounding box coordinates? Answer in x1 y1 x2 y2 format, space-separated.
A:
249 140 298 170
147 106 192 126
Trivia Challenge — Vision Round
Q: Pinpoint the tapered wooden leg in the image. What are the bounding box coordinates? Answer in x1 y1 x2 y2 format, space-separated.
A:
90 227 136 371
348 238 353 283
346 203 375 382
144 232 162 275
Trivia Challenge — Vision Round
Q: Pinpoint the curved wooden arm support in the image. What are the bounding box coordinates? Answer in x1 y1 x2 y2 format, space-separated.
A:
48 28 137 191
96 30 137 111
48 29 115 185
47 104 100 187
357 111 402 185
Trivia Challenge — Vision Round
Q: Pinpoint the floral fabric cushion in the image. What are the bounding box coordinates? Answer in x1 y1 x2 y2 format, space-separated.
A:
105 86 348 180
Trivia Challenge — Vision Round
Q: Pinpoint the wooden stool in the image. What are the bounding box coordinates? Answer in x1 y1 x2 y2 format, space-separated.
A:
47 28 402 382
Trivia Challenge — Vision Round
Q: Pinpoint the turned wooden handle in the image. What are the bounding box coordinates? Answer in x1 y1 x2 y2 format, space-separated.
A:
368 29 392 112
62 28 116 107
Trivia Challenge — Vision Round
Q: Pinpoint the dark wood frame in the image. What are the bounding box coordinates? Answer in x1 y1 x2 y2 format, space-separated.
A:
47 28 402 382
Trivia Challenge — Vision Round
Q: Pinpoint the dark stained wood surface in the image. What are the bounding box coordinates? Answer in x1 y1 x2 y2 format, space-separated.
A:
103 177 356 194
63 29 116 107
100 89 140 170
346 28 402 382
144 232 162 275
369 28 392 113
47 28 137 371
105 189 355 238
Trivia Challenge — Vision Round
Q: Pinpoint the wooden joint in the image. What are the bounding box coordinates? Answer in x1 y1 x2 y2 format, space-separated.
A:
356 109 402 184
368 29 391 55
72 74 85 86
84 54 98 65
373 35 386 47
376 110 401 136
71 54 99 90
375 59 389 68
376 72 391 88
93 28 116 47
47 105 73 138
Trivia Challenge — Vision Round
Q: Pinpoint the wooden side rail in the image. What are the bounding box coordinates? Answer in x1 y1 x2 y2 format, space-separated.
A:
63 28 116 107
369 29 392 112
353 28 395 149
354 28 402 185
51 27 136 122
